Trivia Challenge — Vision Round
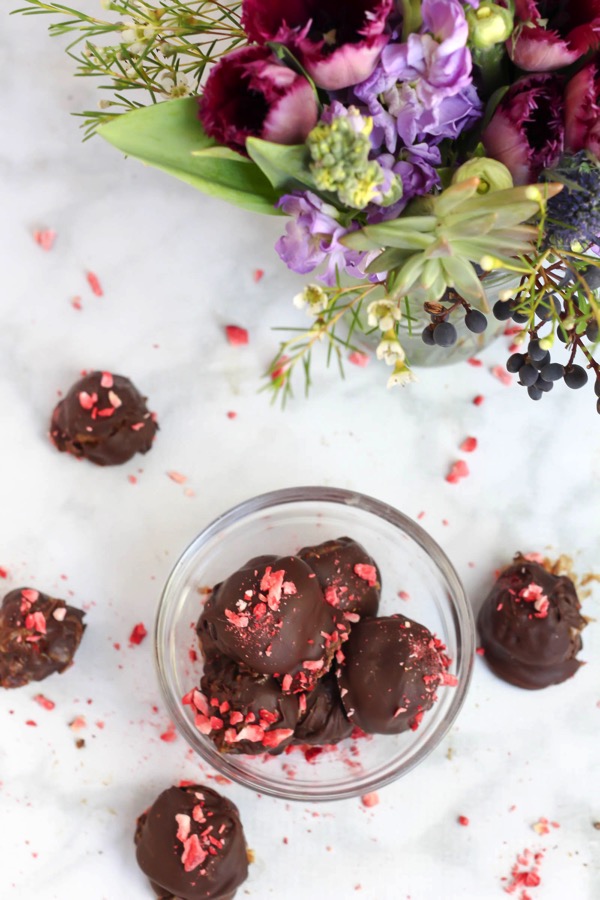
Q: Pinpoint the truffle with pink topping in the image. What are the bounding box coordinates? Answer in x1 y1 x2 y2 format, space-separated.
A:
298 536 381 622
293 671 353 745
50 371 158 465
477 555 587 689
0 588 85 688
186 654 299 754
200 555 339 693
337 615 456 734
135 784 249 900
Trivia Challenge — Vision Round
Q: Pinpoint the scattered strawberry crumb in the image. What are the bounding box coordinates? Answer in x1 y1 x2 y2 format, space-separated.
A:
467 357 482 367
129 623 148 645
86 271 103 296
25 720 37 727
348 351 370 367
225 324 249 345
361 792 379 808
476 646 485 656
128 475 137 485
33 694 55 711
458 815 469 826
398 591 410 600
504 325 523 337
252 269 264 283
71 297 82 311
460 436 478 453
0 567 7 579
69 716 86 732
417 511 425 520
473 394 485 405
167 470 187 484
226 411 237 419
502 848 544 898
492 365 512 386
160 723 178 743
33 229 57 251
446 460 470 484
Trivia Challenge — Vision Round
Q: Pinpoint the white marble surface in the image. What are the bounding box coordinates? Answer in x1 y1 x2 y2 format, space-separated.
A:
1 10 599 900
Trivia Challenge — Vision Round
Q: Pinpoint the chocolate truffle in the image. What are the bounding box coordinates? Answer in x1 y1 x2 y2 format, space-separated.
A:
135 784 249 900
337 615 455 734
0 588 85 688
294 671 353 745
50 370 158 466
201 556 339 693
299 536 381 623
477 556 587 689
186 654 299 754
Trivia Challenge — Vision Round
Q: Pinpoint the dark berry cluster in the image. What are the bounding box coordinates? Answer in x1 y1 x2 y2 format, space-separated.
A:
421 298 487 348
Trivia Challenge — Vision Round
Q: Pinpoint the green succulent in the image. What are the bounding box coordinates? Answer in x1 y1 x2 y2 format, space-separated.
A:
340 177 563 308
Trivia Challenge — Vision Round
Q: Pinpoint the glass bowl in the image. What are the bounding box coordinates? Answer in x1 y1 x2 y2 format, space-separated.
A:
155 487 475 801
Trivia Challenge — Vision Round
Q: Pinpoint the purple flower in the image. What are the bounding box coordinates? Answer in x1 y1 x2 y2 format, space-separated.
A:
482 74 564 184
509 0 600 72
366 144 441 222
241 0 394 90
199 45 318 155
275 192 368 285
565 59 600 158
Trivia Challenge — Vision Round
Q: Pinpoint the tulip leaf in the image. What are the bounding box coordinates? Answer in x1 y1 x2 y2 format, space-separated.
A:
246 137 317 193
98 98 281 216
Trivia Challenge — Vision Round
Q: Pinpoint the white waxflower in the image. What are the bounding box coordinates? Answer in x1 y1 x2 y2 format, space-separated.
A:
387 364 417 388
293 284 329 316
376 338 405 366
367 299 402 332
158 71 191 98
121 21 156 55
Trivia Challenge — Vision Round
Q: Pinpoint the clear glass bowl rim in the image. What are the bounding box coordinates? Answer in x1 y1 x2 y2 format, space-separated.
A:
154 486 475 801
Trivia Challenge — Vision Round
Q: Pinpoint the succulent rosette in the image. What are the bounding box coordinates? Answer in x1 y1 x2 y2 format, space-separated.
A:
241 0 394 90
199 45 319 155
508 0 600 72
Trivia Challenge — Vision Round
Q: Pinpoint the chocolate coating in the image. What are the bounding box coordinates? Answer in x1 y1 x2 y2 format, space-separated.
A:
194 654 299 754
337 615 452 734
477 557 586 689
202 556 338 692
0 588 85 688
298 536 381 622
294 672 353 745
50 371 158 466
135 784 248 900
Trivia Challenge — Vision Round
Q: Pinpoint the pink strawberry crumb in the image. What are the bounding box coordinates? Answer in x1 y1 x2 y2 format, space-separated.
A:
71 297 83 311
0 567 7 578
467 357 482 367
473 394 485 405
33 229 56 251
458 815 469 826
129 623 147 645
69 716 86 732
86 271 103 296
253 268 264 283
348 351 370 367
226 411 237 419
128 475 137 485
446 460 470 484
33 694 55 711
160 723 177 743
225 324 249 346
460 436 478 453
492 365 512 386
167 471 187 484
361 792 379 808
354 563 377 586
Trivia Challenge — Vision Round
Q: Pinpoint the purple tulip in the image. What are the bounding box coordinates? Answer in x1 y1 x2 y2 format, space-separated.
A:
241 0 393 90
199 45 319 155
565 60 600 158
508 0 600 72
482 74 564 184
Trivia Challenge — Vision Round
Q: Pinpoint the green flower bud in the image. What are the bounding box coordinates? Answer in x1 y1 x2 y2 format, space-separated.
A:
466 2 514 50
452 157 513 194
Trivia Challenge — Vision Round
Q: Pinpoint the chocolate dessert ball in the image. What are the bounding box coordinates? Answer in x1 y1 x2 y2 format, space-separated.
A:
135 784 249 900
201 556 338 693
299 537 381 623
477 556 587 689
187 654 299 754
0 588 85 688
337 616 455 734
294 671 353 746
50 370 158 465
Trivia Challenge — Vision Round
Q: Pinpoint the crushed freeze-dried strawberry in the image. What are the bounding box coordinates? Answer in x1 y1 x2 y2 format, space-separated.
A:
128 475 137 485
262 728 294 749
33 694 55 711
71 297 83 311
460 436 478 452
33 229 56 251
86 271 103 296
129 623 147 645
348 351 370 367
69 716 86 732
25 612 46 634
467 357 482 367
181 834 207 872
225 324 249 345
354 564 377 586
504 325 523 336
160 723 177 742
446 460 470 484
78 391 97 411
167 470 187 484
226 411 237 419
492 365 512 386
175 813 191 842
473 394 485 405
253 268 264 283
458 815 469 826
361 792 379 808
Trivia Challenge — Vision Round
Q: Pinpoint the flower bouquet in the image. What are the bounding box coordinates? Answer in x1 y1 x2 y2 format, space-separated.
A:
16 0 600 408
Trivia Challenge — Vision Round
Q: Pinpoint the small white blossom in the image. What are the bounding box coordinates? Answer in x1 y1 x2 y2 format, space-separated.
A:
158 71 191 98
376 338 405 366
387 364 417 388
367 299 402 332
293 284 329 316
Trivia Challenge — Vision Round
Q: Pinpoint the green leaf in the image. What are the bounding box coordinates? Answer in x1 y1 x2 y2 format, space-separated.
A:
364 247 413 274
246 137 317 193
98 97 281 216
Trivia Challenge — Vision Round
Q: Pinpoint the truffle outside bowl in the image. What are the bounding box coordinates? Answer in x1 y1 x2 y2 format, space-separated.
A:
155 487 475 802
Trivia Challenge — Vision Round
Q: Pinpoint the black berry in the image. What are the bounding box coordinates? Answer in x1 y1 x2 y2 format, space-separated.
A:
527 385 543 400
518 364 538 387
492 300 513 321
465 310 488 333
433 322 458 347
564 365 589 389
540 362 564 382
506 353 525 373
421 326 435 346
